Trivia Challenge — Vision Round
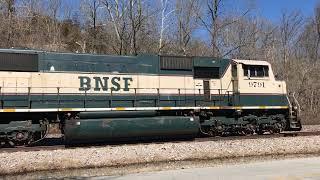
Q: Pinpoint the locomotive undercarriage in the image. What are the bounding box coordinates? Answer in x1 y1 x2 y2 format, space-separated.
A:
0 123 48 147
198 112 288 137
0 114 49 147
0 107 301 147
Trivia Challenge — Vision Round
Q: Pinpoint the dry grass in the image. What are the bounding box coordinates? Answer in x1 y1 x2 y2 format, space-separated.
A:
301 114 319 125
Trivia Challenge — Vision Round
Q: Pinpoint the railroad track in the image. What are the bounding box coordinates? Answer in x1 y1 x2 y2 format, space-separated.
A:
195 131 320 142
1 131 320 153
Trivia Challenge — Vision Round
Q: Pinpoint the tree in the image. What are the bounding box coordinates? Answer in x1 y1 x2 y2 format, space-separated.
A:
4 0 15 47
158 0 174 54
198 0 222 57
314 5 320 62
279 10 303 67
175 0 199 55
80 0 101 53
101 0 129 55
45 0 62 50
198 0 250 57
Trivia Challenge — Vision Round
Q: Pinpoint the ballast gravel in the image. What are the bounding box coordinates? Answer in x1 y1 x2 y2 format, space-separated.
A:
1 135 320 175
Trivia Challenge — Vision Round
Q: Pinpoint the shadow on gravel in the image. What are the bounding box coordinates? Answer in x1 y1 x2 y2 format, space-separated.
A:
65 136 195 148
31 133 284 148
31 137 64 146
23 136 195 149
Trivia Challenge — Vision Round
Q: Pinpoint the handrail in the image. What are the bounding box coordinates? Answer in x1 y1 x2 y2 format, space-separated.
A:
0 86 233 109
0 86 2 109
287 92 301 118
0 86 230 91
286 94 293 117
291 92 301 115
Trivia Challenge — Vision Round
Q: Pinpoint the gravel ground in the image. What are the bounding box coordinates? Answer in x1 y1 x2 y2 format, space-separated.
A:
1 135 320 175
4 154 319 179
302 125 320 132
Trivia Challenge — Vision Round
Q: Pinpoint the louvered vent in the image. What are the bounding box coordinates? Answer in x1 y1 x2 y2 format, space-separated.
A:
160 56 193 70
0 52 38 72
194 67 220 79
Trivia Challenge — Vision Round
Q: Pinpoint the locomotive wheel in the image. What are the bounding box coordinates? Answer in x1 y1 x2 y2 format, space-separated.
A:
244 124 255 135
7 131 33 147
6 130 46 147
268 129 274 135
257 129 264 135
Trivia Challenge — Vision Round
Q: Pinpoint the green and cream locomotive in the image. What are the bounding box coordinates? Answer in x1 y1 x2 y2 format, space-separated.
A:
0 49 301 146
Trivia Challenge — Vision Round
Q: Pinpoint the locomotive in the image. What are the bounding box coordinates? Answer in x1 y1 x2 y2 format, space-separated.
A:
0 49 302 146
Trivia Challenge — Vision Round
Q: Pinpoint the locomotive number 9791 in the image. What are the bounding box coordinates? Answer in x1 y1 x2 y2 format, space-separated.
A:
249 81 265 88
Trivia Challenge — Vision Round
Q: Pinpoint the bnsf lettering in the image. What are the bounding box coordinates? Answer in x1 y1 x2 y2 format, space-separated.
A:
79 76 133 92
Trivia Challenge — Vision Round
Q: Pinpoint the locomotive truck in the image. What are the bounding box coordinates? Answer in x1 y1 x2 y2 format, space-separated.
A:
0 49 302 146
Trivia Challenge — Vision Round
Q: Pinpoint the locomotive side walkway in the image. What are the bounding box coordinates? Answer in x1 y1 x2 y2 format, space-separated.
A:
1 135 320 175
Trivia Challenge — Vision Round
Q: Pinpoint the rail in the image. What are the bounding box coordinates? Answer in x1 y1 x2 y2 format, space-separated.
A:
2 130 320 152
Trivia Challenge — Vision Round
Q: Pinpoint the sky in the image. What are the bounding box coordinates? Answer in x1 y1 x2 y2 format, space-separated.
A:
255 0 319 22
64 0 320 22
63 0 319 41
191 0 320 40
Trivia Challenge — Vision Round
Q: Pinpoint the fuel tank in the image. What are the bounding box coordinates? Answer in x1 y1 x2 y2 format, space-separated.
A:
64 116 199 145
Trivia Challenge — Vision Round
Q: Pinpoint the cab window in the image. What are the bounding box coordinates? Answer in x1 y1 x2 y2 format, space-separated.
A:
243 65 269 77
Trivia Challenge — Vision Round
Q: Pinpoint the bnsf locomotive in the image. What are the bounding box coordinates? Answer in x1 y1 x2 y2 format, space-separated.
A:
0 49 301 146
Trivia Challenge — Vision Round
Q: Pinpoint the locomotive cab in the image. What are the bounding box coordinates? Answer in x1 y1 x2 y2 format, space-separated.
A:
231 59 301 131
232 59 287 96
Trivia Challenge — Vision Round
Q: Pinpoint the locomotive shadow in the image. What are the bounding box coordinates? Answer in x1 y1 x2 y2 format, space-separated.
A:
64 135 196 148
30 135 64 146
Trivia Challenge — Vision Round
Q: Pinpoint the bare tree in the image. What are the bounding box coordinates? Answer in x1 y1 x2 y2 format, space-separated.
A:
258 20 278 62
175 0 199 55
222 16 259 59
198 0 250 57
128 0 144 55
312 5 320 62
81 0 101 53
198 0 222 57
45 0 62 50
4 0 15 47
101 0 129 55
279 10 303 67
158 0 174 54
18 0 44 48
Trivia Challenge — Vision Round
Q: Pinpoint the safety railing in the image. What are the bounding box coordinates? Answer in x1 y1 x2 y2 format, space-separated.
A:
290 92 301 116
0 86 234 109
